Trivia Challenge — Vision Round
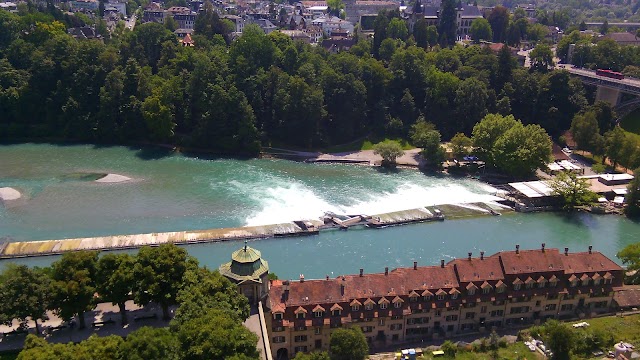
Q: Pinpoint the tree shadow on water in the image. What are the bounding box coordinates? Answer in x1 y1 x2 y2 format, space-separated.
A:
131 146 175 161
557 211 598 228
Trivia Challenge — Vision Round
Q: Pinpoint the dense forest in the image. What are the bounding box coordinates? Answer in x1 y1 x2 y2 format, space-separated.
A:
0 3 593 155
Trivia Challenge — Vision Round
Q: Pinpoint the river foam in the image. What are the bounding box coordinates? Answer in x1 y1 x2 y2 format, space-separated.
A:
244 180 502 226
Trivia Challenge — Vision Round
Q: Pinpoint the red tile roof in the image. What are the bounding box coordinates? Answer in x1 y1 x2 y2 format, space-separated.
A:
561 251 622 274
497 248 565 275
450 256 504 282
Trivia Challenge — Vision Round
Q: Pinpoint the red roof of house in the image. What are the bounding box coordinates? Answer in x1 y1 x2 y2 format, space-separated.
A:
561 251 622 274
449 255 504 282
495 248 565 275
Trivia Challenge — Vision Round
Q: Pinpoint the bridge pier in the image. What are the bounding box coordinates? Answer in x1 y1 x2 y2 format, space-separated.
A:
596 86 622 106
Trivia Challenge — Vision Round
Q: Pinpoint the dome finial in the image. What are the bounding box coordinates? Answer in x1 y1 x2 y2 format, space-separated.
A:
244 240 248 251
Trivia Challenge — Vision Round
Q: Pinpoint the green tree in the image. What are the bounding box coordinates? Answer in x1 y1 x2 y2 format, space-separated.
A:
570 111 601 153
450 132 472 158
176 308 260 360
372 11 390 58
530 44 554 72
487 6 509 42
600 19 609 35
173 267 250 327
543 320 575 360
50 251 99 329
119 326 180 360
438 0 457 47
0 265 51 335
373 140 405 167
492 122 553 177
618 240 640 283
133 244 191 320
329 327 369 360
454 78 488 134
496 44 514 89
142 95 175 141
471 113 519 165
327 0 345 17
164 15 178 32
625 168 640 219
194 1 232 41
549 171 598 210
294 352 331 360
605 127 627 168
410 119 446 166
426 25 439 48
387 18 408 40
96 253 135 325
470 18 493 43
413 18 429 48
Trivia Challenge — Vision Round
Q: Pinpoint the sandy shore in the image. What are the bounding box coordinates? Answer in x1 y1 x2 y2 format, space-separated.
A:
95 173 132 183
311 149 424 167
0 187 21 201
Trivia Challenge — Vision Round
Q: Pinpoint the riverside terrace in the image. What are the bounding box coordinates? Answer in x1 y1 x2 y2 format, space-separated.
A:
266 245 624 359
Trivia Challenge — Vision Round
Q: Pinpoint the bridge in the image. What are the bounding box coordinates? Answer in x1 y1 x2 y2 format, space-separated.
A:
565 66 640 118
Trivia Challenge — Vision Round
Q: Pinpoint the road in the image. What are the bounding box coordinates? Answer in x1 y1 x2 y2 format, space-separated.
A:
563 65 640 89
126 13 137 31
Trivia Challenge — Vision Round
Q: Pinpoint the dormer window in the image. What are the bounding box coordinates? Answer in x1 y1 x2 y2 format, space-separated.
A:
380 303 387 310
352 305 359 311
332 310 341 316
483 287 490 294
424 295 432 301
451 293 458 300
314 311 323 318
274 313 283 320
366 303 373 310
297 312 305 319
514 284 521 291
468 288 475 296
394 301 401 308
437 294 445 300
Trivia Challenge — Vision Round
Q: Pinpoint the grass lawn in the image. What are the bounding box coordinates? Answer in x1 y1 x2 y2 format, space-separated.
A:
570 314 640 347
620 108 640 143
415 343 543 360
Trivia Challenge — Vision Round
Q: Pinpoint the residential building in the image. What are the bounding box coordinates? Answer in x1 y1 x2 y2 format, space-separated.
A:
311 15 354 36
222 14 245 33
143 2 165 23
406 1 483 37
604 32 640 46
70 0 99 12
0 2 18 12
248 18 278 34
266 246 623 359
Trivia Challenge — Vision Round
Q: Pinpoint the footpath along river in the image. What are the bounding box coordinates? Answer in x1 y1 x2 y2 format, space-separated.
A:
0 143 639 279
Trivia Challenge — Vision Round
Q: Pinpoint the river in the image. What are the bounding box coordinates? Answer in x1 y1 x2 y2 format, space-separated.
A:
1 143 638 279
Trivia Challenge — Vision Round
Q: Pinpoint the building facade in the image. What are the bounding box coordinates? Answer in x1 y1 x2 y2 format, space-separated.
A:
266 246 623 359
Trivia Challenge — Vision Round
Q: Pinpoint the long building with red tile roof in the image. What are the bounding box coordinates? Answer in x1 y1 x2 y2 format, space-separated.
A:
266 245 623 359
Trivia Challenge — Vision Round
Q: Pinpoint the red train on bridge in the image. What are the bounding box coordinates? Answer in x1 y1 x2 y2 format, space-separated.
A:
596 69 625 80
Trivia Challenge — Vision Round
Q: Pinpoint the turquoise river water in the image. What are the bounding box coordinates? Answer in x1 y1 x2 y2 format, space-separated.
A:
1 143 639 279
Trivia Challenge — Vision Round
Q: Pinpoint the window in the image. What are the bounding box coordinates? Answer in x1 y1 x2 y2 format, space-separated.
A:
332 309 341 316
273 336 285 343
547 294 558 300
514 284 521 291
437 294 445 300
570 280 577 287
273 326 284 332
544 304 557 311
394 301 402 308
365 304 373 311
410 296 418 302
378 319 385 326
294 346 308 353
296 312 305 319
526 282 533 289
550 280 558 287
391 323 403 331
510 306 529 314
380 303 388 310
468 288 475 296
424 295 432 301
361 326 374 333
561 304 574 311
594 278 601 285
445 315 458 322
604 278 612 285
481 306 487 313
295 326 307 331
352 305 359 311
465 312 475 319
314 327 321 335
435 310 442 316
496 286 505 293
294 335 308 343
451 293 458 300
483 287 490 294
538 282 546 289
490 310 504 317
274 313 283 320
594 301 608 309
314 311 323 318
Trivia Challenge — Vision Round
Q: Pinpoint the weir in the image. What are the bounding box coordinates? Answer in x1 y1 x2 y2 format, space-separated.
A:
0 202 511 259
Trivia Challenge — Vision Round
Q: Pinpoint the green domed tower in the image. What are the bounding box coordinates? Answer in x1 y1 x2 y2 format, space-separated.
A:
219 241 270 305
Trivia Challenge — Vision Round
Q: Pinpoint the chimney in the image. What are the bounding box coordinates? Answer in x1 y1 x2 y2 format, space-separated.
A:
468 252 472 260
326 275 330 280
283 280 290 300
480 251 484 260
359 268 363 277
542 243 546 252
340 283 345 296
589 245 593 254
413 261 418 270
516 244 520 254
385 267 389 275
299 274 305 282
440 259 445 268
564 247 569 256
